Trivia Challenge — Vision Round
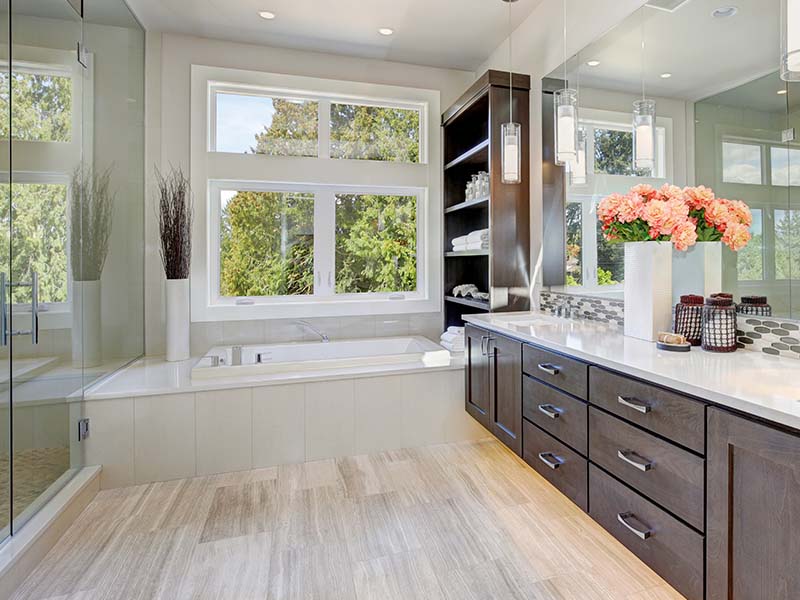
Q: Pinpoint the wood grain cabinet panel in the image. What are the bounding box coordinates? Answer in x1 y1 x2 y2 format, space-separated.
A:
589 407 705 531
522 375 587 455
590 465 704 600
707 407 800 600
522 344 588 399
589 367 705 454
465 324 490 430
522 420 587 511
489 334 522 455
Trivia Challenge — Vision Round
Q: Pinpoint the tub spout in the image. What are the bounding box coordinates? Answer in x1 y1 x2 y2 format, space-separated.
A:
294 320 329 343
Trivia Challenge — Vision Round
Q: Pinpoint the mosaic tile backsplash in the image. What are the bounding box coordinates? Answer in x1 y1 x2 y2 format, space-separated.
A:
540 290 800 360
539 291 625 327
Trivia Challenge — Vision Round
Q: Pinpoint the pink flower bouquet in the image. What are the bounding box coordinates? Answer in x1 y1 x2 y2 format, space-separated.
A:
597 184 752 252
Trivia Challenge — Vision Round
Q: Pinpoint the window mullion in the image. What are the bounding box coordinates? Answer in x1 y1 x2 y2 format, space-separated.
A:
314 189 336 296
319 99 331 160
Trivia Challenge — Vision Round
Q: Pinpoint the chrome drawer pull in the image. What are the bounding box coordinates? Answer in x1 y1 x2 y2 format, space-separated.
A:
537 452 564 470
617 396 651 414
537 404 563 419
617 449 654 472
617 512 652 540
537 363 560 376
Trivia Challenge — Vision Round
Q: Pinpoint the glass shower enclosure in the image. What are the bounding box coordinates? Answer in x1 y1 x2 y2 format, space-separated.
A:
0 0 144 542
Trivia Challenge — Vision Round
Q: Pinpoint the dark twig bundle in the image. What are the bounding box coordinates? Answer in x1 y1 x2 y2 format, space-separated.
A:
70 166 114 282
156 166 193 280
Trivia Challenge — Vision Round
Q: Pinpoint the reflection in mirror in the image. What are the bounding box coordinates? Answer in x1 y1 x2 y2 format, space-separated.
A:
543 0 799 319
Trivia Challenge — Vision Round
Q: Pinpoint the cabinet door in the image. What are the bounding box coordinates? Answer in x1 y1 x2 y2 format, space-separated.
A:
465 325 490 429
707 407 800 600
489 334 522 455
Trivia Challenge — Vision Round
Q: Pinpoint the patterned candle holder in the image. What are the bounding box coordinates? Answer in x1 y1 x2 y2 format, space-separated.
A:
702 296 738 353
737 296 772 317
674 294 704 346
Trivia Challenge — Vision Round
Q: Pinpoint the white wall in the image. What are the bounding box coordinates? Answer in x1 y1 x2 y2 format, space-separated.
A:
475 0 648 302
144 32 475 355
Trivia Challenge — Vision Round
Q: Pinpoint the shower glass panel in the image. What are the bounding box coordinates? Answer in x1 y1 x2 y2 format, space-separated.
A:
789 80 800 316
0 0 8 543
8 0 84 533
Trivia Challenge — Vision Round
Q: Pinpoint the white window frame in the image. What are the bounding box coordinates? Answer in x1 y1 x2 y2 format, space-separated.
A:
0 45 94 330
190 65 441 321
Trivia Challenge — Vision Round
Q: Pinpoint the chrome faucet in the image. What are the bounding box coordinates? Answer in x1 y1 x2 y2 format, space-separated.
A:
294 320 329 343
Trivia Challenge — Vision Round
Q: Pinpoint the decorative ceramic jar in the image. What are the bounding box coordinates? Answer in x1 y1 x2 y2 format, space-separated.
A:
702 295 737 353
737 295 772 317
674 294 704 346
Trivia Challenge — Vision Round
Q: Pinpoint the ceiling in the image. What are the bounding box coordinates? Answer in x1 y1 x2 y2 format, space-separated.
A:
125 0 544 71
551 0 783 102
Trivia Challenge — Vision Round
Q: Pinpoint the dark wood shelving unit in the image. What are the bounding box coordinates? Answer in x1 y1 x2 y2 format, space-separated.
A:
442 69 531 329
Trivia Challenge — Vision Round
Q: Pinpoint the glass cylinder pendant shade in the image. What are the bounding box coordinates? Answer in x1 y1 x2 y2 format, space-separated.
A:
633 99 656 172
554 88 578 166
782 0 800 81
501 122 522 184
570 127 587 185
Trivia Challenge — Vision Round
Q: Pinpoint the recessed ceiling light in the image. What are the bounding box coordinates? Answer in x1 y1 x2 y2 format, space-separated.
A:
711 6 738 18
777 89 788 95
258 10 276 20
378 28 394 36
660 72 672 79
586 60 601 67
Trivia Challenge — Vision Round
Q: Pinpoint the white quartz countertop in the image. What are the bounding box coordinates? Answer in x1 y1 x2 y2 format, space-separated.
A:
80 352 464 401
464 311 800 432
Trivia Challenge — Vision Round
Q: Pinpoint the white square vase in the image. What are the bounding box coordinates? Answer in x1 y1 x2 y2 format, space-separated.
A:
624 241 673 342
672 241 723 301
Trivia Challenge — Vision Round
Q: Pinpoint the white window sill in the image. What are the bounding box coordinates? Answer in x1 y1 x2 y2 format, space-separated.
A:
192 296 440 322
11 308 72 330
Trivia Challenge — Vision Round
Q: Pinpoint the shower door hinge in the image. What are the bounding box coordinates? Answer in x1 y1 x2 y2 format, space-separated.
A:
76 42 88 69
77 418 90 441
782 128 796 143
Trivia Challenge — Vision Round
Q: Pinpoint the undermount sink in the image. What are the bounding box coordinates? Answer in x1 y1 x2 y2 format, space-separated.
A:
492 314 564 329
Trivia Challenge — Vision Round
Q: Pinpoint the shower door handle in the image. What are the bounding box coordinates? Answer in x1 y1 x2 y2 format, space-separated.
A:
0 273 6 347
30 272 39 345
4 272 40 345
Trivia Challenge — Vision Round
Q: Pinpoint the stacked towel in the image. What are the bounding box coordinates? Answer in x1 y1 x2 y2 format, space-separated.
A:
440 327 465 353
451 229 490 252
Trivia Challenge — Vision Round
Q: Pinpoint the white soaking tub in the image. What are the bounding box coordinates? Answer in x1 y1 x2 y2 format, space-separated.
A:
191 336 452 379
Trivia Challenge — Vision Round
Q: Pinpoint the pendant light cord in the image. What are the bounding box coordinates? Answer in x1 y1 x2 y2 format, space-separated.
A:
563 0 568 88
508 0 513 123
640 7 646 101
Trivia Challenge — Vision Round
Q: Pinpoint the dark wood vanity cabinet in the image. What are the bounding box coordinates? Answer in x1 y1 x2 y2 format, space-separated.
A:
464 324 522 454
707 407 800 600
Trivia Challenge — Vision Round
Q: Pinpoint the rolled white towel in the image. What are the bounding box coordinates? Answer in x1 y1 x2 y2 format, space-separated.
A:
467 229 489 243
446 326 464 335
440 331 463 344
440 340 464 353
451 235 468 248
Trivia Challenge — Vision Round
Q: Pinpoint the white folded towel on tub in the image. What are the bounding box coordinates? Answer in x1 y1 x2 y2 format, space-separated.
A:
447 326 464 335
440 331 464 345
440 340 464 353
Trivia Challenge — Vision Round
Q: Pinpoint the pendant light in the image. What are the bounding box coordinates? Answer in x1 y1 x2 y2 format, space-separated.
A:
501 0 521 184
554 0 578 166
568 53 586 185
781 0 800 81
633 8 655 173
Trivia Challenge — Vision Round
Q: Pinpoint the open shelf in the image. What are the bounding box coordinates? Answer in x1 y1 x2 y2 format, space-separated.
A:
443 139 489 170
444 295 490 311
444 196 489 214
445 250 489 258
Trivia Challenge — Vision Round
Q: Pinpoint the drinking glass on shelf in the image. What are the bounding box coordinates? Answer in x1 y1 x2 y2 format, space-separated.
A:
465 181 474 201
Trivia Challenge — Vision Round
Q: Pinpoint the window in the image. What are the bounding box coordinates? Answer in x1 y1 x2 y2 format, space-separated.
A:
565 202 583 286
722 141 763 185
0 64 72 142
737 208 764 281
192 66 440 321
775 209 799 281
770 146 800 187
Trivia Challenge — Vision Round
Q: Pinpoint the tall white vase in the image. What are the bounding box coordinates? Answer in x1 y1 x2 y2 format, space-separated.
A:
672 241 723 302
624 242 673 342
166 278 190 362
72 280 102 368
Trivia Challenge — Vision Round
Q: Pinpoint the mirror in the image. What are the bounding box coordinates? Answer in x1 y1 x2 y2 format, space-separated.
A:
543 0 800 319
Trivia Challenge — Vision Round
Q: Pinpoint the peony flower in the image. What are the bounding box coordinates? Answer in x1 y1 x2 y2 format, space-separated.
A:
659 197 690 236
729 199 752 227
722 221 751 251
672 220 698 251
705 198 733 231
642 199 670 233
630 184 658 201
684 185 715 211
617 193 644 223
597 193 624 224
659 184 686 203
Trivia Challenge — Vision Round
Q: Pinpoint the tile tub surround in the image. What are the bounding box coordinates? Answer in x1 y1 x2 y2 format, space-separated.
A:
539 291 624 326
465 311 800 432
79 363 484 489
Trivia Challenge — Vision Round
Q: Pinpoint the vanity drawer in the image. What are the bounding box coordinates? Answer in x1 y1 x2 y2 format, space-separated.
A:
589 367 705 454
589 407 704 531
522 420 587 511
589 465 704 600
522 344 588 400
523 375 587 455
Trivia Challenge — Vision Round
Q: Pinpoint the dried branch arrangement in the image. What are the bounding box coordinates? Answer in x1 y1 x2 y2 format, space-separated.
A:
156 166 193 280
70 166 114 282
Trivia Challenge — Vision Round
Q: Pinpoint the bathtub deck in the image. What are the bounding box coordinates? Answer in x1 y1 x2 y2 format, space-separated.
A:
11 439 683 600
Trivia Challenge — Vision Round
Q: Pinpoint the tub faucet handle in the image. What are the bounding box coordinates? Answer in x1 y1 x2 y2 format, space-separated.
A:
232 345 243 366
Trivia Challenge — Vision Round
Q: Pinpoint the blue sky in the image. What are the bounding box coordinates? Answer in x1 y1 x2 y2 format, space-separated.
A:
216 93 275 153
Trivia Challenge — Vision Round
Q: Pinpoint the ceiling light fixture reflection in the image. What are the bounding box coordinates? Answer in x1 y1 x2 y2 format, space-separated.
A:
660 72 672 78
258 10 276 19
778 89 788 95
586 60 601 67
378 28 394 36
781 0 800 81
